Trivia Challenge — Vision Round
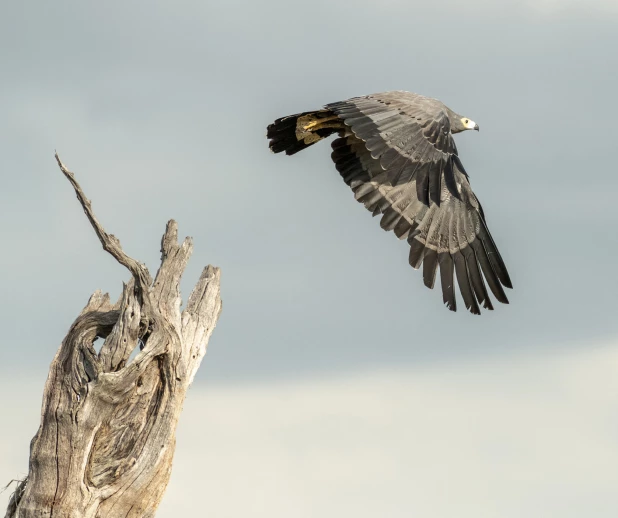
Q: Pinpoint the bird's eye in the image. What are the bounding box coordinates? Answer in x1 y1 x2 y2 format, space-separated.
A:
464 119 469 124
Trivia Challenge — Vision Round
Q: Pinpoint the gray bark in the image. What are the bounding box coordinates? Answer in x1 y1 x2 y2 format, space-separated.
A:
4 154 222 518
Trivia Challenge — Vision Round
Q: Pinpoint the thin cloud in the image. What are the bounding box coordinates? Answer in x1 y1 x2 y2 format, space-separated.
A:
3 342 617 517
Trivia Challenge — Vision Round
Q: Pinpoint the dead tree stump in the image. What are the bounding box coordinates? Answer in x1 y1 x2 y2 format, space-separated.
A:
4 154 222 518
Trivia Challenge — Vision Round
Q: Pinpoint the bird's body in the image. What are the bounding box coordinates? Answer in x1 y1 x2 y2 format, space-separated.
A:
267 91 512 314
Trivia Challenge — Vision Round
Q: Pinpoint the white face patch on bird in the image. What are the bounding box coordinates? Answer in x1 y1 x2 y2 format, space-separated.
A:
461 117 480 131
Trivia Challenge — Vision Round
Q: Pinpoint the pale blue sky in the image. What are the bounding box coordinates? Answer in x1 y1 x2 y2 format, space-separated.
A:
1 0 617 383
1 1 617 515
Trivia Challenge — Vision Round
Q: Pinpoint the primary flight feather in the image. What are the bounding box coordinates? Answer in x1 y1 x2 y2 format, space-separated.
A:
267 91 512 314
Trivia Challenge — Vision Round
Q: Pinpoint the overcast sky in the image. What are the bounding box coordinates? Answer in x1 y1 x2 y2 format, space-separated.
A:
1 1 617 516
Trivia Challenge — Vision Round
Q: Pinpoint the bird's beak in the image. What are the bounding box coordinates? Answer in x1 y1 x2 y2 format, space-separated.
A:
474 124 479 131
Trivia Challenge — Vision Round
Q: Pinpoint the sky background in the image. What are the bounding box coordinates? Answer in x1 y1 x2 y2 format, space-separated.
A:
1 0 617 516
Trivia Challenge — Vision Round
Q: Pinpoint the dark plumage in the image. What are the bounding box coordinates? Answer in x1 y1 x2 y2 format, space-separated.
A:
267 90 512 314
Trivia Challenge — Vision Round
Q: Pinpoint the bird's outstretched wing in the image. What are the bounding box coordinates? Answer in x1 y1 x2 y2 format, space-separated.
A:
327 94 512 314
327 92 460 207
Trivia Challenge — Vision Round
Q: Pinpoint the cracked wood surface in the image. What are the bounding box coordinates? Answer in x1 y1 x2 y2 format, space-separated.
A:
4 155 222 518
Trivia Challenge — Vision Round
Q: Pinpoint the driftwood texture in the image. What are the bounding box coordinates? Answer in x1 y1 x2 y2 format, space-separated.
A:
5 154 222 518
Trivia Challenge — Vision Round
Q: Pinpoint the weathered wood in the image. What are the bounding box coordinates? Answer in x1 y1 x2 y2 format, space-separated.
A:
5 154 222 518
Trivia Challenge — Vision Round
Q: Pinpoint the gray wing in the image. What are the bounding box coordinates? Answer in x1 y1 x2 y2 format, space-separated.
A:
328 93 512 314
327 91 460 207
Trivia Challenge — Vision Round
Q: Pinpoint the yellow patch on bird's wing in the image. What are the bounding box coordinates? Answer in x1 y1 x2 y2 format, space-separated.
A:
301 115 339 130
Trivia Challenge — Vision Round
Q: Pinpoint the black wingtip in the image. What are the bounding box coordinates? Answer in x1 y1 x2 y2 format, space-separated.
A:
454 251 481 315
439 252 457 312
478 215 513 290
423 249 439 289
408 236 425 269
470 239 509 305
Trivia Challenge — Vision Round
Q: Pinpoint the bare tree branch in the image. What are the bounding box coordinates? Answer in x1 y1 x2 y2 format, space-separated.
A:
6 154 222 518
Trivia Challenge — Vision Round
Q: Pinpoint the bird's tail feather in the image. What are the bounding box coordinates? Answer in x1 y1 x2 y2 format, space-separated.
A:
267 110 343 155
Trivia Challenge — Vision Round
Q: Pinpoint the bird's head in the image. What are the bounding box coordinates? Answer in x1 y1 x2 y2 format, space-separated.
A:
455 116 479 133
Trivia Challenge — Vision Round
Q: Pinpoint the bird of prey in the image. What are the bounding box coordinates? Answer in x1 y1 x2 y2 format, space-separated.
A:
267 91 512 314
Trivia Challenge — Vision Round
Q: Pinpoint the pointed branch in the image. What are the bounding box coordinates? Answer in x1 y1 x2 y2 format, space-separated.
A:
54 152 153 308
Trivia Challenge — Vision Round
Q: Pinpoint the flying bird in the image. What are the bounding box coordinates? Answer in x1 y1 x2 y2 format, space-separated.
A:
267 91 512 314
